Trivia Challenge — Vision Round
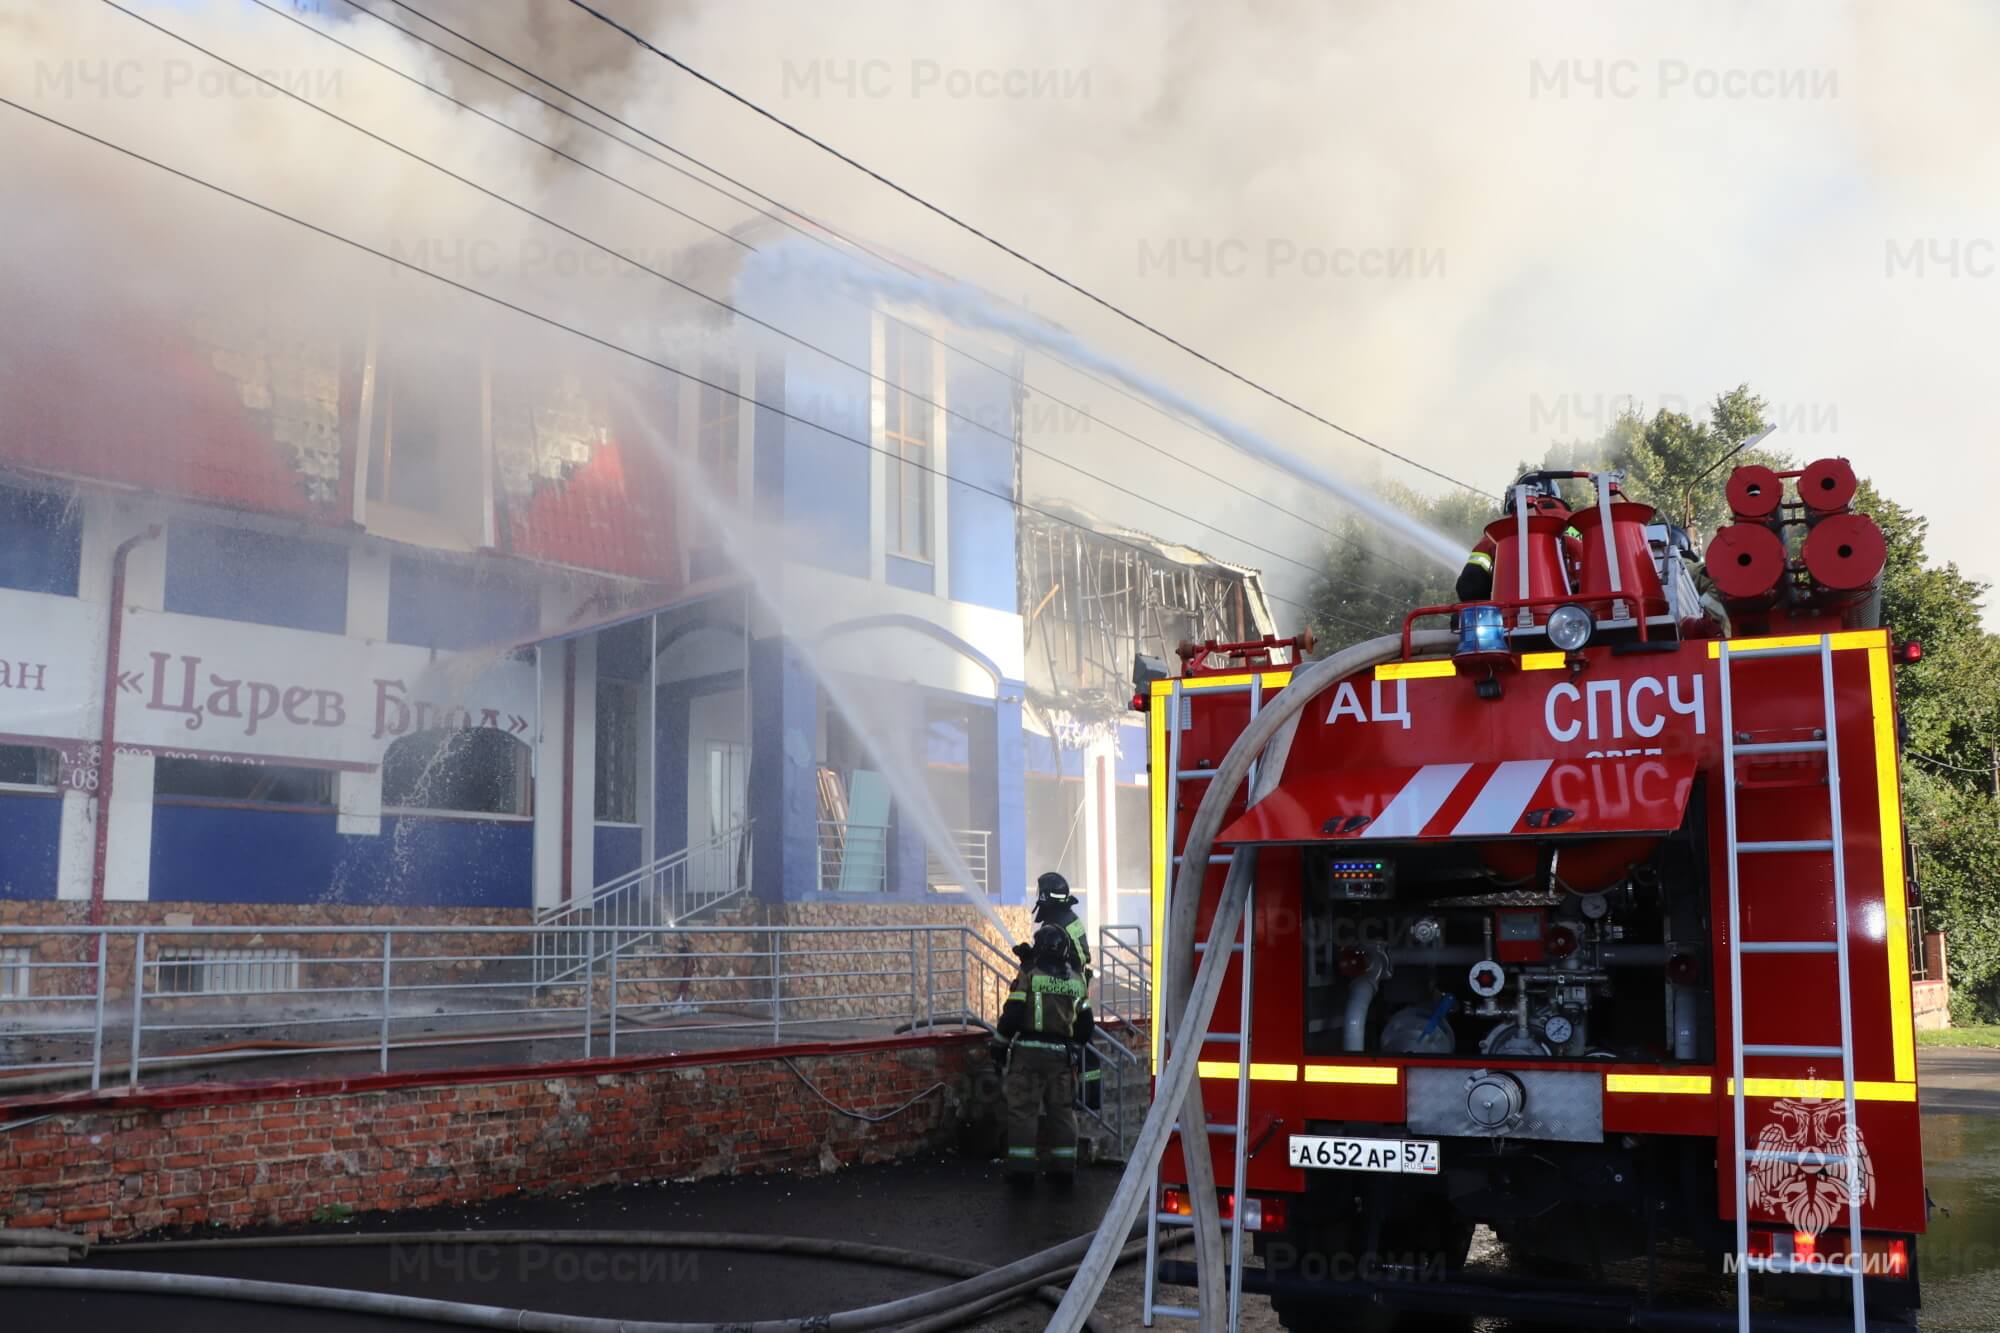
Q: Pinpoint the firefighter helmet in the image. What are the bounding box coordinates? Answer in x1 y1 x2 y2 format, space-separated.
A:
1031 923 1072 971
1036 871 1074 906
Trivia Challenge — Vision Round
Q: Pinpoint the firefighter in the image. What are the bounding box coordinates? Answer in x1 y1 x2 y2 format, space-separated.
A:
1456 475 1585 602
1027 870 1092 985
995 923 1094 1184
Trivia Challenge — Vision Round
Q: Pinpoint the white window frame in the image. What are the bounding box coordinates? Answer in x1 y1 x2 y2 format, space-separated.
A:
868 308 949 592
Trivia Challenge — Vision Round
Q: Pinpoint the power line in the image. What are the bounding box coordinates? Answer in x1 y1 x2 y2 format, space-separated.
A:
325 0 1437 595
564 0 1494 502
1909 751 1997 782
100 0 1350 597
0 92 1388 640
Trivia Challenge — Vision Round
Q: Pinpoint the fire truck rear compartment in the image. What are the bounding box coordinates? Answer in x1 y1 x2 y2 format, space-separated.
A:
1299 818 1714 1066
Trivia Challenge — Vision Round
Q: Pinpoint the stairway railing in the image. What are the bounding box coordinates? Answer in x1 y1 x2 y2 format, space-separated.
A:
533 821 753 986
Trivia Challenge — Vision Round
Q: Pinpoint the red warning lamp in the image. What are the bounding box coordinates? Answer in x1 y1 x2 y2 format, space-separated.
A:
1130 692 1149 712
1894 641 1923 666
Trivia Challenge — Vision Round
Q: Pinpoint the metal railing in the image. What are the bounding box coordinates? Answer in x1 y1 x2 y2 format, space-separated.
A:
0 922 1053 1095
533 821 752 986
925 828 991 893
1095 923 1151 1027
817 819 890 894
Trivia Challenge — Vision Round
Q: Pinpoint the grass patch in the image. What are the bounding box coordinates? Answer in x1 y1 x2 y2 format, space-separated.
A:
1917 1024 2000 1048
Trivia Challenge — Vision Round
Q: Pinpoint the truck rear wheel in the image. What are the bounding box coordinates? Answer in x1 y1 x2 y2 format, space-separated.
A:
1266 1207 1474 1332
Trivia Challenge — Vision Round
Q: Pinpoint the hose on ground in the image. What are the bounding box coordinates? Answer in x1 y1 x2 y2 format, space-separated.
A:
1048 632 1457 1330
22 1225 1145 1332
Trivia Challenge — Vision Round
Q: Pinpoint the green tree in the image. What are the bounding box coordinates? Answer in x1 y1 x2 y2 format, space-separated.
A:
1306 481 1485 650
1521 385 1787 541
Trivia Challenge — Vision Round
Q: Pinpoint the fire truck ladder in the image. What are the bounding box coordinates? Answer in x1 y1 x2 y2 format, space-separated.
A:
1144 675 1263 1331
1718 635 1867 1333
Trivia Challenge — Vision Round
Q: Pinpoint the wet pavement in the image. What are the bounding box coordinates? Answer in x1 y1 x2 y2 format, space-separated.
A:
8 1050 1997 1331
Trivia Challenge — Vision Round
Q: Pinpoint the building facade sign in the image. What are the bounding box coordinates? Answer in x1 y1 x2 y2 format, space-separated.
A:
0 590 536 775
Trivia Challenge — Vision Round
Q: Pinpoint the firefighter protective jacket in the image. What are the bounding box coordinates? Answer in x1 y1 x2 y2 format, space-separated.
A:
998 964 1094 1047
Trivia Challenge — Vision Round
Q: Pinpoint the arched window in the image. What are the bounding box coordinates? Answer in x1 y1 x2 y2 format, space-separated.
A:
381 728 531 817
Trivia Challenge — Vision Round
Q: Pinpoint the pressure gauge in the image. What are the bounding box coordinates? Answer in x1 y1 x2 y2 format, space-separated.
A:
1543 1014 1575 1045
1578 893 1610 921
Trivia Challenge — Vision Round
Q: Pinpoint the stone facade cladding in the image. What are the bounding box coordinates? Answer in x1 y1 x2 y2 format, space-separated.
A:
0 901 531 1001
0 1035 981 1240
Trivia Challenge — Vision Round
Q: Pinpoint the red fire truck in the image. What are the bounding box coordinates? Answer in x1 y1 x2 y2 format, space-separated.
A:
1140 461 1924 1330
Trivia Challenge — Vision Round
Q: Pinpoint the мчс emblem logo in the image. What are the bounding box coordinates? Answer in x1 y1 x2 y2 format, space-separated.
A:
1745 1073 1876 1238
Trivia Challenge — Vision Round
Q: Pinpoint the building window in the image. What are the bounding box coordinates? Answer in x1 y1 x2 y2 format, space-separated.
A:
697 373 740 504
366 352 478 516
0 745 59 791
0 948 30 998
882 319 935 561
382 728 532 817
164 521 348 635
595 679 639 824
153 948 300 997
0 484 82 597
386 554 537 652
154 758 335 807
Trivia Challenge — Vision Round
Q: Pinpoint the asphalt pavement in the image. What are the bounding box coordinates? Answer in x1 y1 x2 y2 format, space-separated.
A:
7 1048 1998 1332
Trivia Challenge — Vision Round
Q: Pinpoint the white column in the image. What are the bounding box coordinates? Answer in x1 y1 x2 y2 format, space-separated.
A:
640 616 657 867
338 543 389 836
569 633 598 898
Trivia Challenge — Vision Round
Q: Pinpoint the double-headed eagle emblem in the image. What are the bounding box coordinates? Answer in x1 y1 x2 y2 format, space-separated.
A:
1745 1073 1877 1237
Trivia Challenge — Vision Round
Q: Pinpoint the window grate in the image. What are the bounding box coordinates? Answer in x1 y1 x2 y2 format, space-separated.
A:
0 948 28 998
153 948 300 996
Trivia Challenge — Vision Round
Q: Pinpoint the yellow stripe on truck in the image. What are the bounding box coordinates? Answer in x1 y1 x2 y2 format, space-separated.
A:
1149 680 1170 1075
1375 660 1456 681
1606 1073 1712 1095
1727 1078 1917 1103
1869 646 1917 1083
1303 1064 1400 1085
1197 1061 1299 1082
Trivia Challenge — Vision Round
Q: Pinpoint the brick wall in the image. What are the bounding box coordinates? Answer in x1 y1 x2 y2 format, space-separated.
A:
0 1036 981 1240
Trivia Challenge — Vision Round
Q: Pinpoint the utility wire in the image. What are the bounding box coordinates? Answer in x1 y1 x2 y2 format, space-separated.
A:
329 0 1437 595
1908 751 1997 782
101 0 1348 595
563 0 1494 501
0 93 1388 637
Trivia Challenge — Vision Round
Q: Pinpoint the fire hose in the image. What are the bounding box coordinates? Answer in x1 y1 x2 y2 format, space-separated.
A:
1049 631 1455 1330
0 1227 1151 1332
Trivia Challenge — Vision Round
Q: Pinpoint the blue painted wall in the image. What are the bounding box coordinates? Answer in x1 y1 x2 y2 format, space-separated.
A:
165 520 348 634
885 555 933 595
0 485 81 597
945 357 1018 613
594 824 642 885
748 637 819 903
0 792 60 899
148 803 532 907
387 555 537 651
731 270 873 580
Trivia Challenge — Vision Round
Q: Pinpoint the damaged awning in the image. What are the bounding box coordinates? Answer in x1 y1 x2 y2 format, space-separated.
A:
1217 755 1697 843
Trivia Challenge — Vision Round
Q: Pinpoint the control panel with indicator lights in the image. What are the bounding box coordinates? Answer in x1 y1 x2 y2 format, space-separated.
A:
1327 858 1395 899
1493 907 1548 963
